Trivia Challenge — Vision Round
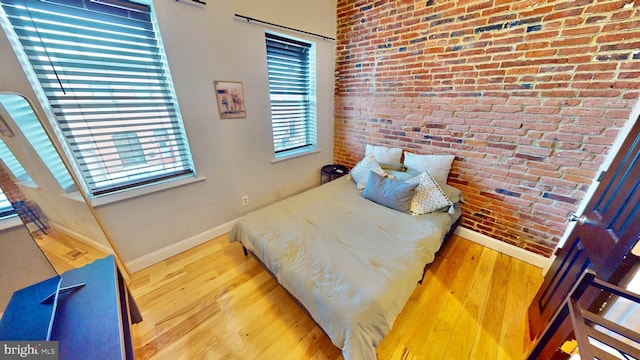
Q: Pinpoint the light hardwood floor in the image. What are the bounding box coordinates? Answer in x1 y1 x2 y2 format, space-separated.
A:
32 229 108 274
128 233 544 360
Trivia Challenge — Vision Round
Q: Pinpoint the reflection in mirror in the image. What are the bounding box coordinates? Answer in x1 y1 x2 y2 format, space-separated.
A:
0 213 56 311
0 93 123 310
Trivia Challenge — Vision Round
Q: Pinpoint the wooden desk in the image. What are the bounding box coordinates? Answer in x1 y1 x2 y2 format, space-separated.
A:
0 256 141 359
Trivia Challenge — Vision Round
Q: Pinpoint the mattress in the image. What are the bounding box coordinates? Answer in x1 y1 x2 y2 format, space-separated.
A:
229 175 461 359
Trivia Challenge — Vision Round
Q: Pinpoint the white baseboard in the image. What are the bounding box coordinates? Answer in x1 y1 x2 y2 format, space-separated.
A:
454 226 550 270
49 222 115 255
124 221 549 274
126 219 237 273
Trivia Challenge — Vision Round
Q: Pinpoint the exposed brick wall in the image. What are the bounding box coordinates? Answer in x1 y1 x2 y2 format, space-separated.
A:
334 0 640 257
0 165 26 204
0 165 38 226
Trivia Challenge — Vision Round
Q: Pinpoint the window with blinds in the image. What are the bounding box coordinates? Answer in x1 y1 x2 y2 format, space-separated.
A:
0 94 73 191
265 33 316 156
0 138 33 184
0 0 194 196
0 189 15 219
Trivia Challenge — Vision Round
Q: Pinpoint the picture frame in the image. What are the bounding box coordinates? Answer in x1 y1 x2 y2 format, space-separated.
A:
214 81 246 119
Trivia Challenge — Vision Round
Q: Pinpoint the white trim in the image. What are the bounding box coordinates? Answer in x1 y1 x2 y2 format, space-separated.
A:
90 175 206 207
49 222 114 255
124 219 549 274
543 100 640 275
61 176 207 206
126 219 237 272
271 149 321 163
455 226 550 271
556 101 640 250
0 216 23 231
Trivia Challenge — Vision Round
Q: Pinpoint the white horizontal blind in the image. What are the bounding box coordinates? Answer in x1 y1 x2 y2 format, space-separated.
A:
0 189 15 219
0 94 73 190
265 33 315 154
0 138 32 183
0 0 194 196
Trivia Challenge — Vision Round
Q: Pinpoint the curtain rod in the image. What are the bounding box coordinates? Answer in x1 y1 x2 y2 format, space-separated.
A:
175 0 206 6
234 14 335 41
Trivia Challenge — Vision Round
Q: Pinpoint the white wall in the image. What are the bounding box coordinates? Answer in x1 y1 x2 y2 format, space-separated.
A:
0 0 337 265
0 223 57 310
0 95 112 250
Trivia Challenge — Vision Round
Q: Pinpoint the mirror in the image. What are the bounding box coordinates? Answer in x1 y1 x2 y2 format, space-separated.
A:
0 217 57 311
0 93 126 310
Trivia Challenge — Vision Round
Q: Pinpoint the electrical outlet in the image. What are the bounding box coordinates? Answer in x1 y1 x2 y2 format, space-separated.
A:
242 195 249 206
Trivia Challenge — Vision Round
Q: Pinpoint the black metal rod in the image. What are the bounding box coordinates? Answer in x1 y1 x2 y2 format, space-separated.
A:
234 14 335 41
175 0 206 5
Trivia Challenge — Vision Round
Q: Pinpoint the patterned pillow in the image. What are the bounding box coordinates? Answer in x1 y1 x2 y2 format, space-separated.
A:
406 171 453 215
350 153 387 190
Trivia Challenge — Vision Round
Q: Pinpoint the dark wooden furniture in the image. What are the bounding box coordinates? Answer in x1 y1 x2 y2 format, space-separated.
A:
527 269 640 359
528 114 640 357
320 164 348 184
0 255 141 360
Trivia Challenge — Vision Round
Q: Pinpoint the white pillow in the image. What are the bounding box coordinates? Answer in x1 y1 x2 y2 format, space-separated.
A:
406 171 453 215
385 169 417 182
403 152 455 184
365 144 403 163
350 153 387 190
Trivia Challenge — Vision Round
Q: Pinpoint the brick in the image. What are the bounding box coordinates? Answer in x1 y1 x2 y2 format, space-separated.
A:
543 7 584 21
515 153 545 162
334 0 639 257
542 192 578 204
598 31 640 43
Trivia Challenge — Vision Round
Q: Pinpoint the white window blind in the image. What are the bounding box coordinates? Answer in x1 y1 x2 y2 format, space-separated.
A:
0 189 15 219
0 0 194 196
0 94 73 191
265 33 316 156
0 138 32 184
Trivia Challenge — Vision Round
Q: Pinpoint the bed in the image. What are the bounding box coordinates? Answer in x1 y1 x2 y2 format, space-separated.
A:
229 150 462 360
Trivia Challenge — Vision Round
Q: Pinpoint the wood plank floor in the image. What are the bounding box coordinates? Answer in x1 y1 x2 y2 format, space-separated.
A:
32 229 109 274
128 233 544 360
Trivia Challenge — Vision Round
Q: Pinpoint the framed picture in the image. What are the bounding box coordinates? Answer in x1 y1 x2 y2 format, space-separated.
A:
214 81 246 119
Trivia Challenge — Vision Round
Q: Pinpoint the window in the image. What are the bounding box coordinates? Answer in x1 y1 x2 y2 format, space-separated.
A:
0 138 32 184
0 0 194 196
0 189 15 219
113 132 146 168
265 33 316 157
0 94 72 191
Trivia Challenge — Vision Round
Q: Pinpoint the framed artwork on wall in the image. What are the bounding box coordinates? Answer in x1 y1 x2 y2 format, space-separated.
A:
214 81 246 119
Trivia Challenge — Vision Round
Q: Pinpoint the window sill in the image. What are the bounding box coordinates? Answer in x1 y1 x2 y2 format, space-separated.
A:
0 216 23 231
271 148 321 163
15 180 39 189
62 175 206 207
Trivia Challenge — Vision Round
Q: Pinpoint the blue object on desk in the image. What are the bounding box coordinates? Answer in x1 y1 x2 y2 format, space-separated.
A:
0 255 141 360
0 276 59 340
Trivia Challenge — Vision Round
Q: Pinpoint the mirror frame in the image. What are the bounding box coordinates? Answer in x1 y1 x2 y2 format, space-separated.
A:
0 92 130 280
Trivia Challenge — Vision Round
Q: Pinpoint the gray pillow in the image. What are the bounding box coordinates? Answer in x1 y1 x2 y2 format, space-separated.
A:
438 181 463 204
363 171 418 212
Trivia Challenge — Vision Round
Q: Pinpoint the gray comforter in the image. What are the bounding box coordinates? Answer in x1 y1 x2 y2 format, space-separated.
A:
229 176 461 359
